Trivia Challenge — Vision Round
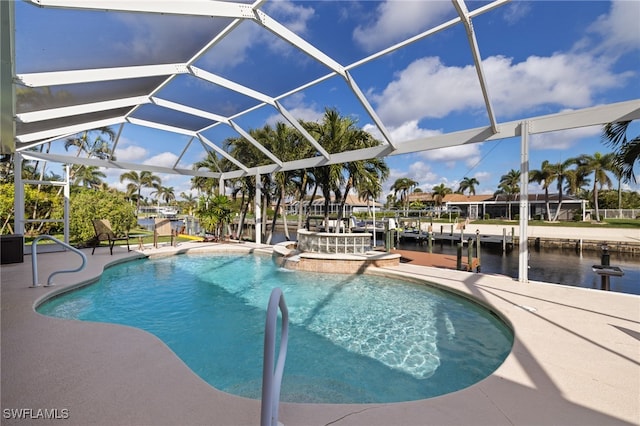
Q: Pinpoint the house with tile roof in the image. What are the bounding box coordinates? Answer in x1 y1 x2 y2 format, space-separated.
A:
407 192 587 220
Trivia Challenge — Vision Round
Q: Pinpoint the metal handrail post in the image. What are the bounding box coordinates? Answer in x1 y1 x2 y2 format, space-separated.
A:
261 288 289 426
31 235 87 287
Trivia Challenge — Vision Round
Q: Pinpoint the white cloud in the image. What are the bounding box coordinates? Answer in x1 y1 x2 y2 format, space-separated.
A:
363 120 441 145
371 52 630 128
353 1 452 51
203 1 316 71
114 145 148 162
531 125 600 150
501 2 531 26
143 152 180 168
588 0 640 54
265 1 314 36
418 144 482 169
385 160 438 197
203 22 259 70
266 93 324 125
113 14 215 64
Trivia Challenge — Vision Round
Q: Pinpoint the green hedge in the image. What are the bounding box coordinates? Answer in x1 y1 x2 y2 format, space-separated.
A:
70 189 136 245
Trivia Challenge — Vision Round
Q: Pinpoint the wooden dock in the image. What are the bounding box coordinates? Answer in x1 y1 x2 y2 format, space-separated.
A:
391 249 479 272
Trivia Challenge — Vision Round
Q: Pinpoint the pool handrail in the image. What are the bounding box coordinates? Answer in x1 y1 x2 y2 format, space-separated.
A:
31 235 87 287
261 287 289 426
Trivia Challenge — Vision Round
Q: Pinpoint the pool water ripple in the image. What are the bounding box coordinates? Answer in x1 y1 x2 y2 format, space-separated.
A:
37 254 513 403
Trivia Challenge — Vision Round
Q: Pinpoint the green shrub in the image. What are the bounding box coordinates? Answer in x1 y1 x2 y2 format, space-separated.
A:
70 189 136 245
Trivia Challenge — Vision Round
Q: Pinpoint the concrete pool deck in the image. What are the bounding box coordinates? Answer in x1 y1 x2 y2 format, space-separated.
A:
1 240 638 425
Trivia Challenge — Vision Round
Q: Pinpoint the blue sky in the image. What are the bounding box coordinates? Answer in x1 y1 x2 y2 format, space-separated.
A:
15 0 640 200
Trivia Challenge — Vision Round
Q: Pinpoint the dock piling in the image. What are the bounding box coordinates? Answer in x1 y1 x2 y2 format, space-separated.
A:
476 229 481 272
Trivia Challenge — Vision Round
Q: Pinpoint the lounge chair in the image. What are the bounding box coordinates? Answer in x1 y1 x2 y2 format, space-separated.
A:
154 218 176 248
91 219 131 255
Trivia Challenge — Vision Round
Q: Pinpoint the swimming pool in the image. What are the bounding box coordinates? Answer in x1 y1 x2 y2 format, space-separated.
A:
37 253 513 403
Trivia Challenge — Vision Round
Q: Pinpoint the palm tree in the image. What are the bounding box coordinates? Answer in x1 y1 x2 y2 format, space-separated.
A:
432 183 452 217
191 151 220 196
529 160 554 221
602 121 639 184
195 194 233 238
457 177 479 195
179 192 197 216
252 122 301 243
495 169 520 220
548 159 577 221
224 133 278 240
337 146 389 229
119 170 162 216
576 152 615 222
152 185 176 206
356 178 383 218
64 127 116 183
564 167 591 198
72 165 106 189
292 168 315 230
391 177 419 215
303 109 353 228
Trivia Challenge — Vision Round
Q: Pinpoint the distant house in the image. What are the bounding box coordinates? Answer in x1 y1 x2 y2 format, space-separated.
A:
407 192 587 220
285 194 382 217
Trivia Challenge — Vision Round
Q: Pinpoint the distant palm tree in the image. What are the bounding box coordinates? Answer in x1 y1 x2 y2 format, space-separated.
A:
432 183 452 217
152 185 175 206
495 169 520 220
72 165 106 189
191 151 220 196
547 159 577 221
64 127 116 159
457 176 479 195
356 178 383 218
179 192 197 215
529 160 554 221
120 170 162 215
602 121 639 184
576 152 615 222
391 177 419 215
97 182 115 193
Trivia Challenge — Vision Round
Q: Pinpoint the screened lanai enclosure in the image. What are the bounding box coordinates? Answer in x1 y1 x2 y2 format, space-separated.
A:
1 0 639 282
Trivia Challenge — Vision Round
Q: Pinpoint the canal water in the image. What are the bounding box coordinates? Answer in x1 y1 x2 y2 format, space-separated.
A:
269 231 639 296
140 219 638 295
393 239 639 295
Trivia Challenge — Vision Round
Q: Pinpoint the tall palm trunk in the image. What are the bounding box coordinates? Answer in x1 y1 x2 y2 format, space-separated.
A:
305 183 320 229
543 187 551 221
335 181 352 233
281 186 291 241
552 182 564 222
236 192 247 240
296 174 309 230
593 180 600 222
266 193 282 245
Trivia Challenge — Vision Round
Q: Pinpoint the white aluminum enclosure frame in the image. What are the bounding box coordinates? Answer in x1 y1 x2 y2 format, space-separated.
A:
4 0 640 281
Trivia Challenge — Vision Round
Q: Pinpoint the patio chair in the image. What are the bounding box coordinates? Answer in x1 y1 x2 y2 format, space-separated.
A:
154 218 176 248
92 219 131 255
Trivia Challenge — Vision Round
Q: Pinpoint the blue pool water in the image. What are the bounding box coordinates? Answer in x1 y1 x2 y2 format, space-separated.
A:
37 254 513 403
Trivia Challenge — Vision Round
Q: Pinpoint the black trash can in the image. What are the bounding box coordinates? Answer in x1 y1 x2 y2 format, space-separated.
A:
1 234 24 264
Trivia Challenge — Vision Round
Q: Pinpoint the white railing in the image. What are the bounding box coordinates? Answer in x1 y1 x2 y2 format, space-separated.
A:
588 209 640 219
31 235 87 288
260 288 289 426
296 229 372 254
